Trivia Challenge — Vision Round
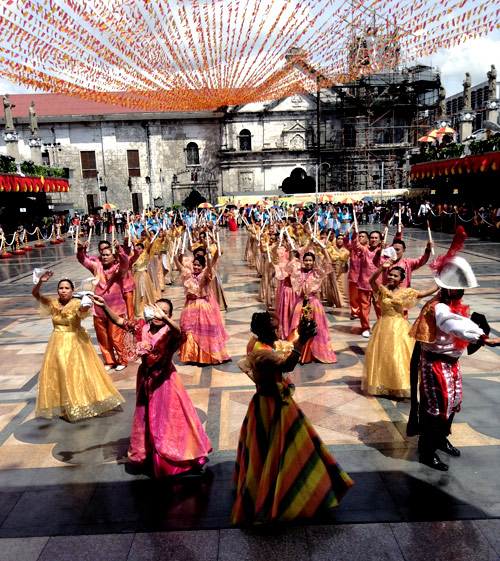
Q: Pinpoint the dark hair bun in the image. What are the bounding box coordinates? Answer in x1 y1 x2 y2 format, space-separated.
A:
250 312 273 339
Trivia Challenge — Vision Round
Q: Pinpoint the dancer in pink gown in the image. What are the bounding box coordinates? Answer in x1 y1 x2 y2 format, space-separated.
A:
90 294 212 477
274 249 300 339
174 252 231 365
288 250 337 364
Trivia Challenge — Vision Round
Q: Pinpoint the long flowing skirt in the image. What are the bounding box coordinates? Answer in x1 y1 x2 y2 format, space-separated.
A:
179 294 231 364
152 254 165 292
230 392 353 524
362 315 414 397
211 272 228 311
289 295 337 364
276 282 298 339
129 363 212 477
133 271 160 317
35 328 125 421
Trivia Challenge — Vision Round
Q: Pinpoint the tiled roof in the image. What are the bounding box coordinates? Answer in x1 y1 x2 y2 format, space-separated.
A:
7 93 149 117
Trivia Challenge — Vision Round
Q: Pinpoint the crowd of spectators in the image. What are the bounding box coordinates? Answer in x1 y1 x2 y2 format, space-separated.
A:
3 199 500 243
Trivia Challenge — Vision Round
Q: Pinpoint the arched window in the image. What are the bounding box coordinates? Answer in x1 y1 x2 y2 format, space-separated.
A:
238 129 252 151
186 142 200 166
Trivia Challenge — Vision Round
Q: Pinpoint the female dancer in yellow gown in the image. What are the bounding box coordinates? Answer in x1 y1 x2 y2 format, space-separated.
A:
33 271 124 421
362 260 438 398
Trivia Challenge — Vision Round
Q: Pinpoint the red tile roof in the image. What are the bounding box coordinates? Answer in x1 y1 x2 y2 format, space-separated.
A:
8 93 145 117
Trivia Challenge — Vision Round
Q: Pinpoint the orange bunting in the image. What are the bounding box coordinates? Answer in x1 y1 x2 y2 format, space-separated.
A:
0 0 498 111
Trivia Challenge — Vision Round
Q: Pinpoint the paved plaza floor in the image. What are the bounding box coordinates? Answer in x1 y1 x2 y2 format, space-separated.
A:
0 226 499 560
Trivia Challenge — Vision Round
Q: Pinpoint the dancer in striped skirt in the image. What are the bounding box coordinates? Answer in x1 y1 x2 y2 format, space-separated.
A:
231 312 353 524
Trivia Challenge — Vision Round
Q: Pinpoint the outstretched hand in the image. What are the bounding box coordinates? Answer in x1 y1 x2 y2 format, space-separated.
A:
89 294 105 307
382 258 395 269
152 304 169 322
40 271 54 283
485 337 500 347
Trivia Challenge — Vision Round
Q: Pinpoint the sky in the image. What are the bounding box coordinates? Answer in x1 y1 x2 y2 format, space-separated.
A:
420 34 500 96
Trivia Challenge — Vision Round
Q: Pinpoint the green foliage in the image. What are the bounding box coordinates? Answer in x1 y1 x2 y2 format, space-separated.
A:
438 144 464 159
19 161 67 178
469 136 500 156
0 158 17 174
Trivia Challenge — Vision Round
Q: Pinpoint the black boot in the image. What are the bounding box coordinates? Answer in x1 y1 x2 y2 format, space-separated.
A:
419 452 449 471
437 438 460 457
418 433 449 471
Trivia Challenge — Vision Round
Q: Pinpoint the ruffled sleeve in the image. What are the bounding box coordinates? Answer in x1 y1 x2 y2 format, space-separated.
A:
179 264 194 284
400 288 419 310
199 265 214 287
376 284 389 303
38 296 56 318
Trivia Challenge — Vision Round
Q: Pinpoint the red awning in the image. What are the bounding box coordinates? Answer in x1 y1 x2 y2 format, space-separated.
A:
410 152 500 180
0 175 70 193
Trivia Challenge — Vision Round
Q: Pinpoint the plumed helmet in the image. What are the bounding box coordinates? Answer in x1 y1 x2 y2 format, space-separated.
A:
434 256 478 290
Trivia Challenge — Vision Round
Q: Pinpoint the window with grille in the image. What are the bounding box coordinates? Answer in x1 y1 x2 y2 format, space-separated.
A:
239 129 252 151
80 151 97 179
186 142 200 166
127 149 141 177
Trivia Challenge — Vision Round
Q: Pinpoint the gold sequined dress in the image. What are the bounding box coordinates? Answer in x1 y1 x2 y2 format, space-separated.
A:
35 297 125 421
362 286 419 398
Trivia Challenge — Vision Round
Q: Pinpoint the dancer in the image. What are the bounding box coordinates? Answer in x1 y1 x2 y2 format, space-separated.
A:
175 252 231 364
362 260 438 398
132 241 160 317
274 248 300 339
345 230 368 320
288 250 337 363
380 238 433 288
409 228 500 470
77 238 130 370
32 271 124 421
82 239 137 321
326 232 350 308
351 230 383 337
231 311 353 524
91 294 212 477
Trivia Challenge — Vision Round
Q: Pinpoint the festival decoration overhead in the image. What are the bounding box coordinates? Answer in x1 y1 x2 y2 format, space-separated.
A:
0 0 498 112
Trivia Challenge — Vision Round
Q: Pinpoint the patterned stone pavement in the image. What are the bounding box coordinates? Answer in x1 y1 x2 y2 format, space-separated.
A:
0 226 499 560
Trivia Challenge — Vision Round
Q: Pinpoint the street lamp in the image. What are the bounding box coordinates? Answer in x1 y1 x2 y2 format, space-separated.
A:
315 162 331 204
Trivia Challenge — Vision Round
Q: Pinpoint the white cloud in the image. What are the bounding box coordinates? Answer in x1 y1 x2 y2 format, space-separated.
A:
419 33 500 96
0 77 38 95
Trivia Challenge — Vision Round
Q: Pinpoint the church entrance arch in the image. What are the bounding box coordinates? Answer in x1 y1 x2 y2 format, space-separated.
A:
281 167 315 194
170 167 218 206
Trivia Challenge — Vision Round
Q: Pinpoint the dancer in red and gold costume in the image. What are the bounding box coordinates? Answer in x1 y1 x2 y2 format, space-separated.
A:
409 227 500 470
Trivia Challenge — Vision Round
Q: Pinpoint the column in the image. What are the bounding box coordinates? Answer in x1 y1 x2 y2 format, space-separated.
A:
458 111 474 142
2 130 20 161
28 137 43 164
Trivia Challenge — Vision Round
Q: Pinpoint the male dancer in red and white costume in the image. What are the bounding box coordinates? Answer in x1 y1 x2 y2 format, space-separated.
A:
409 227 500 470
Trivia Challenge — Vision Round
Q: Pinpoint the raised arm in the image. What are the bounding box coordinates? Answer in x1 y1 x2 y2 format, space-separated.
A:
76 239 97 273
279 319 317 372
369 259 394 293
32 270 53 305
416 283 439 299
151 304 181 335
